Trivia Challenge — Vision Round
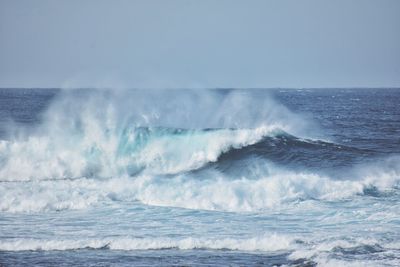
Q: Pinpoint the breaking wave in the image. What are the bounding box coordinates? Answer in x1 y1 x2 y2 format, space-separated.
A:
0 125 282 181
0 89 399 213
0 89 308 181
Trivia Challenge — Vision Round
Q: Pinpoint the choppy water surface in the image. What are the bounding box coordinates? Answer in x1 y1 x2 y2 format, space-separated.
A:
0 88 399 266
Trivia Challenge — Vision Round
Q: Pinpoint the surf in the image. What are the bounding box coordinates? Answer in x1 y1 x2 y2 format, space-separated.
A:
0 89 399 214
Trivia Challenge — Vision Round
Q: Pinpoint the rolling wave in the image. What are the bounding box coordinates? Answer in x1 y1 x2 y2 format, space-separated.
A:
0 89 308 181
0 89 399 213
0 124 377 182
0 125 284 181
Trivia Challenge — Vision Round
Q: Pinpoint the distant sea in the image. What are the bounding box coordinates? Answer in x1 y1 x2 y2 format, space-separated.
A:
0 88 399 266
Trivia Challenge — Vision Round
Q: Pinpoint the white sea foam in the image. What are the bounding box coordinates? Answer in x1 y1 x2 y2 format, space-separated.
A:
0 234 293 252
288 236 397 267
1 160 399 213
1 235 397 267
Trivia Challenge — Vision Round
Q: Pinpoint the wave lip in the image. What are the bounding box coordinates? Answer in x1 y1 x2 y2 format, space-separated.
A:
0 123 377 182
0 125 285 181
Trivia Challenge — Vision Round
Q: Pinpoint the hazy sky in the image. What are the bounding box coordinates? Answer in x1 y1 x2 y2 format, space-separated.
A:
1 0 399 88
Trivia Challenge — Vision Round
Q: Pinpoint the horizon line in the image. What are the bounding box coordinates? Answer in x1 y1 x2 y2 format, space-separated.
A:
1 87 400 90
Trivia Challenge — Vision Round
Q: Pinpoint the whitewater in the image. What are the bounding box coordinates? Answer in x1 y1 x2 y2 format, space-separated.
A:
0 88 399 266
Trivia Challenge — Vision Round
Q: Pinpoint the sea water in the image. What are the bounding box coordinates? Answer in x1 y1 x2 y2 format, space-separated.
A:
0 88 399 266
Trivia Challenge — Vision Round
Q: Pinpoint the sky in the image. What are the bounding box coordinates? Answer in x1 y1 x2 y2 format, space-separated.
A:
0 0 399 88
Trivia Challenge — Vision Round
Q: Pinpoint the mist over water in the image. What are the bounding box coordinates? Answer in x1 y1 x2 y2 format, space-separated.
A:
0 88 399 266
0 89 311 181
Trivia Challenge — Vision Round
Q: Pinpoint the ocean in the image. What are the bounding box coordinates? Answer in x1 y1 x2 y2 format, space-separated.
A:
0 88 399 266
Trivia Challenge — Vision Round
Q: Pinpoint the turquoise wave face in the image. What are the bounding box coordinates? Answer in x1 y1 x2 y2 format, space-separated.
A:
0 122 283 180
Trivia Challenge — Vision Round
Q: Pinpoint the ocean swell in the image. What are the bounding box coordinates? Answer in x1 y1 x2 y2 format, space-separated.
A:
1 89 399 213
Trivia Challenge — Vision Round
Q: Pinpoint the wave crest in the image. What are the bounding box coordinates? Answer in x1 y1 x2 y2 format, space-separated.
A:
0 126 284 181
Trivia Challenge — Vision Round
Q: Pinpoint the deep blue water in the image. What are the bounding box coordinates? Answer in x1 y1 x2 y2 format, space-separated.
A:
0 88 399 266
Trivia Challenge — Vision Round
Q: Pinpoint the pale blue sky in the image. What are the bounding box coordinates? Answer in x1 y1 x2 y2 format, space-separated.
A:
0 0 399 88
